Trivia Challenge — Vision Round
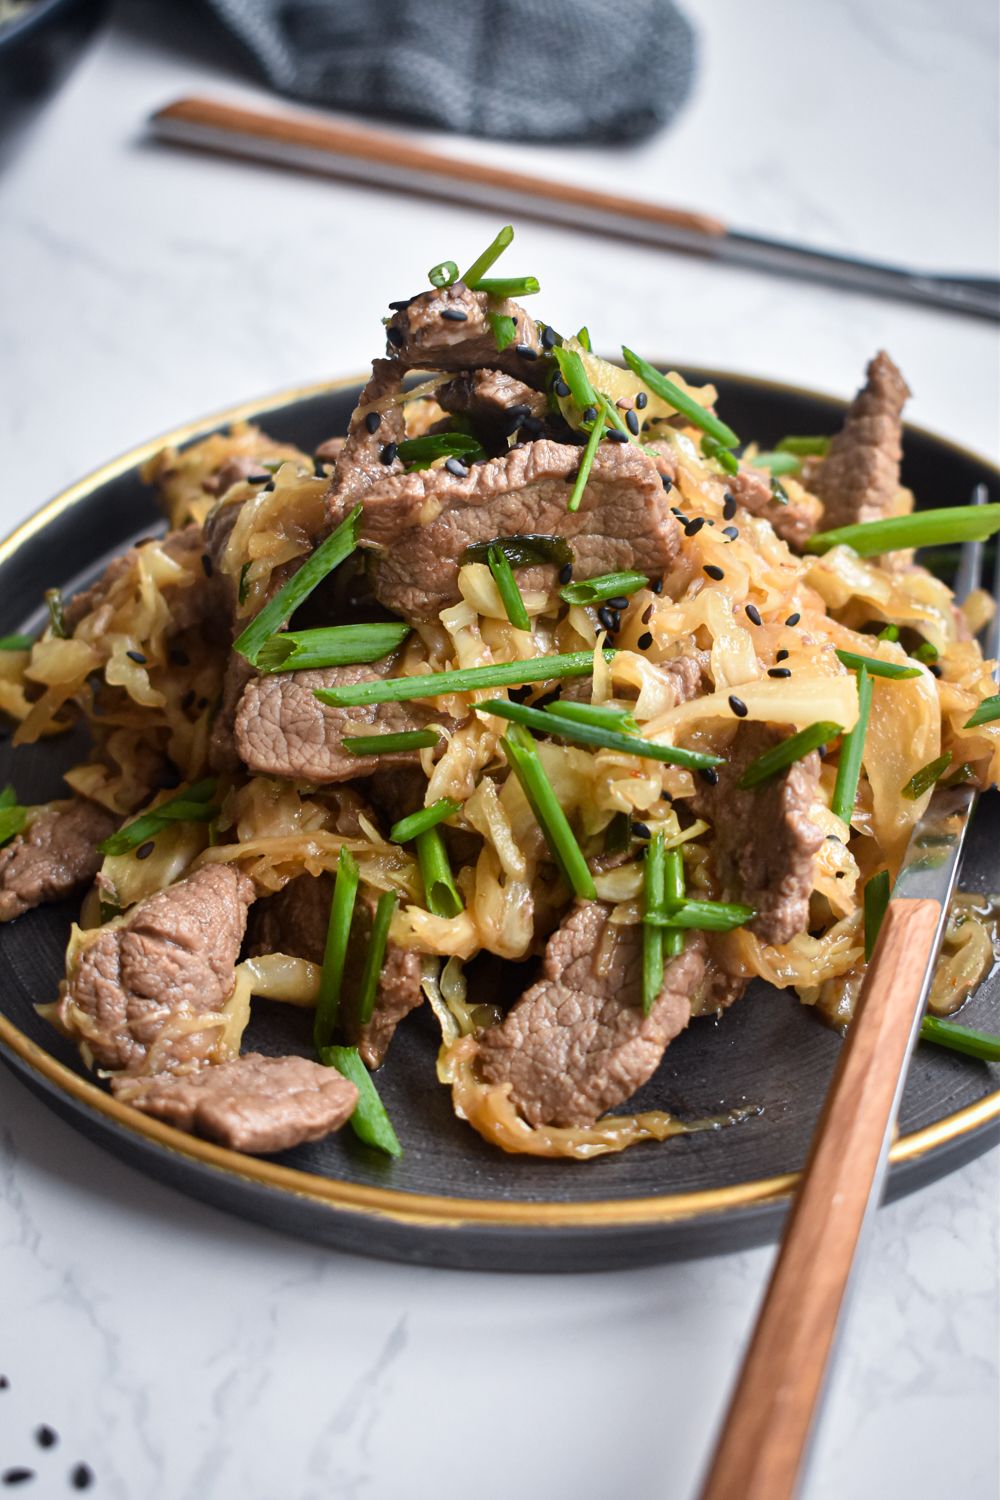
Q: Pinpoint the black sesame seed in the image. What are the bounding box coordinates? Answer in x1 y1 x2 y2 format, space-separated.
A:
540 324 558 349
776 648 790 662
661 474 674 493
246 472 269 484
386 325 404 348
606 429 628 444
699 767 720 786
364 411 382 435
835 869 846 878
606 595 630 610
785 612 801 627
768 666 792 678
444 457 469 478
661 790 674 803
201 553 213 578
638 631 654 650
722 526 739 540
671 508 687 521
723 492 737 520
379 442 398 466
125 650 147 665
704 564 725 581
258 484 275 496
641 604 653 624
554 378 571 399
597 606 617 632
626 409 640 436
633 821 651 839
817 744 827 759
2 1471 35 1486
684 517 705 537
929 663 942 678
181 689 196 711
70 1465 94 1491
651 578 664 594
636 391 649 410
582 405 597 424
558 563 573 585
34 1427 57 1450
508 685 532 704
136 841 155 860
196 696 209 710
314 460 327 477
440 307 468 322
728 695 748 717
515 343 539 360
746 604 763 626
610 609 622 631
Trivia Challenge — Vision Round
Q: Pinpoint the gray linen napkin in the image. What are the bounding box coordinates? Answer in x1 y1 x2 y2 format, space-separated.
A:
200 0 696 143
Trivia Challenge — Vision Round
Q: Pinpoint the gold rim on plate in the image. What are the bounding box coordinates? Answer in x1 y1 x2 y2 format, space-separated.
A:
1 373 997 1236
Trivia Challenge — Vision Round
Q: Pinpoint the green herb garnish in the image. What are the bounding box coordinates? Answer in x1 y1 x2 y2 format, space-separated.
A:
0 633 33 651
663 846 686 959
313 650 614 708
354 890 398 1026
477 698 723 769
576 326 592 351
461 534 573 569
98 779 218 856
621 348 740 449
737 721 842 790
864 870 891 961
234 505 361 666
313 848 360 1051
751 452 802 476
487 311 518 352
831 665 872 825
919 1014 1000 1063
501 724 596 899
552 346 598 414
545 700 638 733
877 624 900 642
45 588 67 639
343 729 439 755
462 225 514 286
321 1044 402 1157
416 826 464 918
428 260 459 288
834 648 922 681
965 694 1000 728
806 505 1000 558
255 622 411 674
912 641 939 664
644 898 756 932
390 797 461 845
473 275 541 298
488 544 531 631
776 435 831 457
396 433 486 470
0 785 27 848
701 435 739 475
642 830 666 1015
902 753 953 801
567 406 604 514
560 570 649 606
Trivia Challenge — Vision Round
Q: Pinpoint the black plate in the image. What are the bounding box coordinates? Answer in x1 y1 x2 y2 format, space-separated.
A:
1 371 998 1272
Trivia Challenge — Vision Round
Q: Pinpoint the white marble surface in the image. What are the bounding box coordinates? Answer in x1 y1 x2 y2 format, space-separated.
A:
1 1 998 1496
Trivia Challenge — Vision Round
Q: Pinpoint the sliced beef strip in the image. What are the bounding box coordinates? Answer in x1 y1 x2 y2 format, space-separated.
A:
0 799 118 923
329 439 682 622
63 524 220 636
477 901 704 1128
112 1052 357 1154
326 359 407 513
204 455 272 496
727 467 820 552
812 351 911 531
250 874 424 1068
385 285 544 382
693 723 824 946
316 435 346 466
235 662 455 783
209 653 257 772
437 368 554 451
55 864 255 1074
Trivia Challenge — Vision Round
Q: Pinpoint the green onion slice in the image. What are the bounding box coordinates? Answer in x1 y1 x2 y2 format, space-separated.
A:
501 724 596 899
461 534 573 569
98 779 218 856
834 648 922 681
313 848 359 1051
0 785 27 848
751 451 801 476
45 588 67 639
545 700 638 733
877 624 900 642
576 326 592 351
477 698 722 769
488 544 531 631
396 433 486 470
642 831 666 1015
560 570 649 606
663 846 686 959
964 694 1000 728
416 826 464 918
473 275 540 298
390 797 461 845
701 436 739 475
567 408 604 514
776 435 831 457
919 1014 1000 1063
912 641 939 664
621 348 740 449
462 225 514 287
313 650 614 708
551 346 598 414
736 722 842 789
343 729 439 755
321 1044 402 1157
902 752 953 801
353 889 398 1026
806 504 1000 558
255 622 411 674
234 505 361 666
0 633 33 651
864 870 891 961
428 260 458 288
831 666 872 825
644 898 755 932
487 311 518 352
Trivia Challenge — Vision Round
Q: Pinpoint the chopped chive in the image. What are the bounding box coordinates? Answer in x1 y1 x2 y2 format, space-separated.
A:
776 435 831 457
428 260 458 288
0 785 16 809
487 544 531 631
807 504 1000 557
314 848 360 1050
560 570 649 606
343 728 438 755
597 393 636 444
945 761 977 786
255 622 411 673
487 311 518 352
831 665 872 825
964 694 1000 728
353 890 398 1026
663 846 686 959
238 562 251 606
864 870 891 961
0 785 27 848
644 898 755 932
416 826 464 917
902 752 953 801
234 505 361 666
0 633 33 651
545 700 638 733
603 810 631 855
501 724 596 899
621 348 740 449
737 721 842 789
919 1014 1000 1063
834 648 922 680
477 698 722 769
321 1044 402 1156
462 225 514 286
314 650 614 708
576 326 592 351
642 831 666 1015
462 534 573 569
567 408 604 514
45 588 67 639
390 797 461 844
877 624 900 642
396 432 486 469
750 451 802 476
98 778 218 856
771 478 790 506
473 275 541 298
701 435 739 474
551 346 598 414
912 641 940 664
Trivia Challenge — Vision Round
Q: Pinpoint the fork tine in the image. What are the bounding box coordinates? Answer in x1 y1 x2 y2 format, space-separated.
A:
953 482 989 604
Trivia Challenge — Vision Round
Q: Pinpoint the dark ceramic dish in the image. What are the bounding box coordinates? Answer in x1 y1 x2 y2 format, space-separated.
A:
1 372 997 1272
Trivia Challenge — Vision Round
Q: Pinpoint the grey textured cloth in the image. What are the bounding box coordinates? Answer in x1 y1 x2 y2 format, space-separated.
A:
200 0 696 143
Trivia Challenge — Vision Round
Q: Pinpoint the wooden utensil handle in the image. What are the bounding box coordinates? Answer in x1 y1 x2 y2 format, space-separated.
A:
698 896 941 1500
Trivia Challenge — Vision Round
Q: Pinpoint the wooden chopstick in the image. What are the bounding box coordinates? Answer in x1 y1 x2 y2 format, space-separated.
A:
698 896 941 1500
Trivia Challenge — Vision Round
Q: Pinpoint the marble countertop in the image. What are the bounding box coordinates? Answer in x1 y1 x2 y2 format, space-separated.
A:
1 1 998 1496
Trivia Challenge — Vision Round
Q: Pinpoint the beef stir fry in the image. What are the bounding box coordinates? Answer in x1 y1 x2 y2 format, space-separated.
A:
3 227 999 1161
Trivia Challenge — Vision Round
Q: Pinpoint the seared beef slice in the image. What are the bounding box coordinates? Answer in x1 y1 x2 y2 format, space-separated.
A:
478 902 703 1128
0 800 117 922
813 351 910 530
